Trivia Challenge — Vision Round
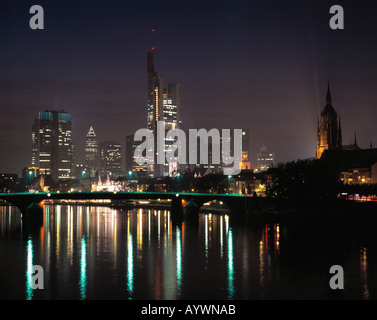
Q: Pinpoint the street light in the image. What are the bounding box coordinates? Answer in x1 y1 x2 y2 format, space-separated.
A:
227 175 232 194
28 171 33 190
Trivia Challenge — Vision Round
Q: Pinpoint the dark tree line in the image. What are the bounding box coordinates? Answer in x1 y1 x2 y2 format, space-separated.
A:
266 159 342 200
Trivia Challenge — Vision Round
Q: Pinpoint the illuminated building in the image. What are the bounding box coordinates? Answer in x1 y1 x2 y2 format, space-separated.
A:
256 146 274 172
162 84 181 176
146 30 181 177
340 159 377 185
94 175 115 192
316 83 342 159
100 141 122 177
321 147 377 185
32 110 73 179
340 166 373 185
84 126 99 177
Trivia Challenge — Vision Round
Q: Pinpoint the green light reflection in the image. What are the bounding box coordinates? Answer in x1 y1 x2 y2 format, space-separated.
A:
127 234 134 299
26 236 33 300
79 236 87 300
228 228 234 299
176 226 182 296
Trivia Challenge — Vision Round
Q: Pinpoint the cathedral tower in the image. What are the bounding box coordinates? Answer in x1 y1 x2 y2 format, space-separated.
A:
316 83 342 159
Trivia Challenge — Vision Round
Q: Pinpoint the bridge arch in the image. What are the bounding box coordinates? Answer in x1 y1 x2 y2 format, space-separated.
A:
197 199 231 214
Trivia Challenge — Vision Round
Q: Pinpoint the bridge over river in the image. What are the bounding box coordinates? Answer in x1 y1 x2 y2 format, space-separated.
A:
0 191 255 225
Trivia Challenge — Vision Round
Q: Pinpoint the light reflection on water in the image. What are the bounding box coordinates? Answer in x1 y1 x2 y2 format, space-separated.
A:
26 236 33 300
127 223 133 299
79 235 87 300
1 204 377 299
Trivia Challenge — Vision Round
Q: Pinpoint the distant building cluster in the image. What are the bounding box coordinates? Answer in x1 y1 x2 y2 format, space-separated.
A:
10 38 274 194
5 78 377 196
26 113 123 192
3 35 280 194
3 26 377 197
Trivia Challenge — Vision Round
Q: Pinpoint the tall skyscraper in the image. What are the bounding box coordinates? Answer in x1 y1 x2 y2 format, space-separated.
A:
84 126 99 177
316 83 342 159
32 110 73 179
100 141 122 178
162 84 181 176
146 30 181 177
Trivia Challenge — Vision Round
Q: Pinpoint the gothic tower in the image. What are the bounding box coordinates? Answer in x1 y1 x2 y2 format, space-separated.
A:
316 83 342 159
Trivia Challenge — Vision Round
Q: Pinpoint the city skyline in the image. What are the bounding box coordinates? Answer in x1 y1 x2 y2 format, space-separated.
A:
3 1 377 305
1 0 377 175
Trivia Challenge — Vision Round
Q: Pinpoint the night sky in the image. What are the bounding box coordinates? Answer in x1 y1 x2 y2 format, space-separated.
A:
1 0 377 175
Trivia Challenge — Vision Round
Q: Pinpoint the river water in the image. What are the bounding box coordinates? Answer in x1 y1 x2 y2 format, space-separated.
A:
0 204 376 300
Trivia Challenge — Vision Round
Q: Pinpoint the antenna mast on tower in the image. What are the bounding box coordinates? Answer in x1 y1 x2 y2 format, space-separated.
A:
152 28 155 51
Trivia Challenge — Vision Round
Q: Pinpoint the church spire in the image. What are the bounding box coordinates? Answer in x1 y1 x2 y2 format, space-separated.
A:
316 82 341 159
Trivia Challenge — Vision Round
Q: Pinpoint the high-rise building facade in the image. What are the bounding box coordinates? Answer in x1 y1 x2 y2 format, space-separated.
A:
146 36 181 177
100 141 122 178
84 126 99 177
316 83 342 159
32 110 73 179
162 84 181 176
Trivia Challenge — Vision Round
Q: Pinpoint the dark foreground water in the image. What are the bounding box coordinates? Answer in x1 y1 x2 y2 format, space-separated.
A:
1 204 377 300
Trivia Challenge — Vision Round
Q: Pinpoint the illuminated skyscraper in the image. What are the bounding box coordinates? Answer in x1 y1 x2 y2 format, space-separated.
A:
162 84 181 176
146 30 181 177
84 126 99 177
32 110 73 179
